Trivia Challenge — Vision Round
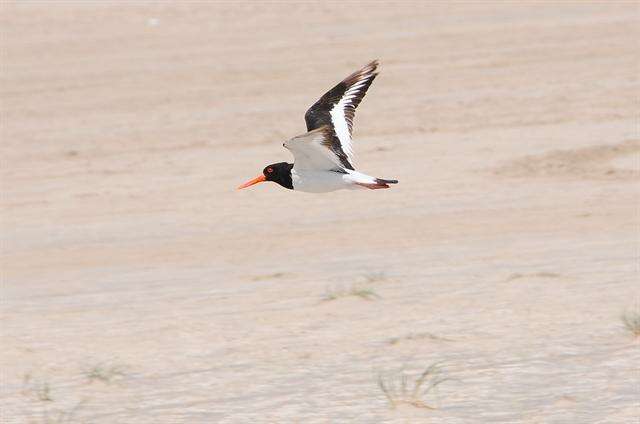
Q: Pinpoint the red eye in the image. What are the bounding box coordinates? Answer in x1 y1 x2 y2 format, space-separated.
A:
267 168 273 173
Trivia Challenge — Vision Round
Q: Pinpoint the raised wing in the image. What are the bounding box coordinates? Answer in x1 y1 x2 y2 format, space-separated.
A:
304 61 379 169
284 126 351 171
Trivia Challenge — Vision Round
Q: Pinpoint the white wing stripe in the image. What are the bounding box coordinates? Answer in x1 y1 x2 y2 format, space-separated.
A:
330 102 353 161
328 79 371 164
304 61 378 169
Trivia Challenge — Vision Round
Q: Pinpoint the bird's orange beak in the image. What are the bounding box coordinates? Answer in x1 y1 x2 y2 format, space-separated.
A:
237 174 266 190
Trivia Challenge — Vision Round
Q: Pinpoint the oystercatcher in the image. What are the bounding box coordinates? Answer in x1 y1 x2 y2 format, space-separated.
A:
238 60 398 192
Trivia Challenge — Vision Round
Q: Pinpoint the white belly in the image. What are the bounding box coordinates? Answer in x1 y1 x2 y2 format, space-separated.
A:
291 169 375 193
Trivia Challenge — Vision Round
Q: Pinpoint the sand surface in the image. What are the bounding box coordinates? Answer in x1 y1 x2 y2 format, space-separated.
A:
1 2 639 423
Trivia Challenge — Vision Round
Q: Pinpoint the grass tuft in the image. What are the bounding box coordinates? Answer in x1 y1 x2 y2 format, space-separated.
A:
387 332 453 345
621 309 640 337
506 272 561 282
37 381 53 402
85 362 127 384
21 372 90 423
40 399 89 424
360 272 387 284
322 284 380 302
22 374 53 402
376 362 449 409
251 272 288 281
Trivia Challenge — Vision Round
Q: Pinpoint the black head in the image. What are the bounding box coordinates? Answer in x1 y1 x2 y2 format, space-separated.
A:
263 162 293 188
238 162 293 190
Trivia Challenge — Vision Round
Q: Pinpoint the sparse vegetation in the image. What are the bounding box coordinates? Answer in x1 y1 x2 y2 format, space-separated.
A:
22 372 91 423
360 272 387 284
39 399 89 424
322 284 380 301
37 381 53 402
506 272 561 282
387 332 453 345
21 377 78 423
22 374 53 402
251 272 288 281
621 309 640 337
377 363 449 409
85 362 127 384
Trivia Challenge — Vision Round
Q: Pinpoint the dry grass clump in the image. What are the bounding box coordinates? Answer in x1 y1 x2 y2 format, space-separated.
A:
21 373 89 423
360 272 387 284
621 309 640 337
387 332 453 345
321 272 388 301
322 284 380 301
377 362 449 409
506 272 561 281
84 362 127 384
22 373 53 402
38 400 89 424
251 272 288 281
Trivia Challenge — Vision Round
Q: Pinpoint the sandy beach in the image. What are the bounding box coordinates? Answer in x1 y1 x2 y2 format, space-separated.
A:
1 2 639 422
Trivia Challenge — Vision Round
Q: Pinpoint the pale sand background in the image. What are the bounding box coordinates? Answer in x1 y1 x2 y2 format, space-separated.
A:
1 1 639 423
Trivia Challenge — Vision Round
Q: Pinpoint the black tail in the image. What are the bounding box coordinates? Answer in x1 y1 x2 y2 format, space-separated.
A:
375 178 398 185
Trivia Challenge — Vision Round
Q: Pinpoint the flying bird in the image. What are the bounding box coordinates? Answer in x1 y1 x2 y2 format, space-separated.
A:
238 60 398 192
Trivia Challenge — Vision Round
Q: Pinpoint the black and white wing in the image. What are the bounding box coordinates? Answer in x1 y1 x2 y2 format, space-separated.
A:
304 61 379 170
284 126 349 172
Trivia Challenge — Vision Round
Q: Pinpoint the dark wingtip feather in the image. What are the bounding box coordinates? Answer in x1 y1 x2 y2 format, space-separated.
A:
305 60 381 136
375 178 398 184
